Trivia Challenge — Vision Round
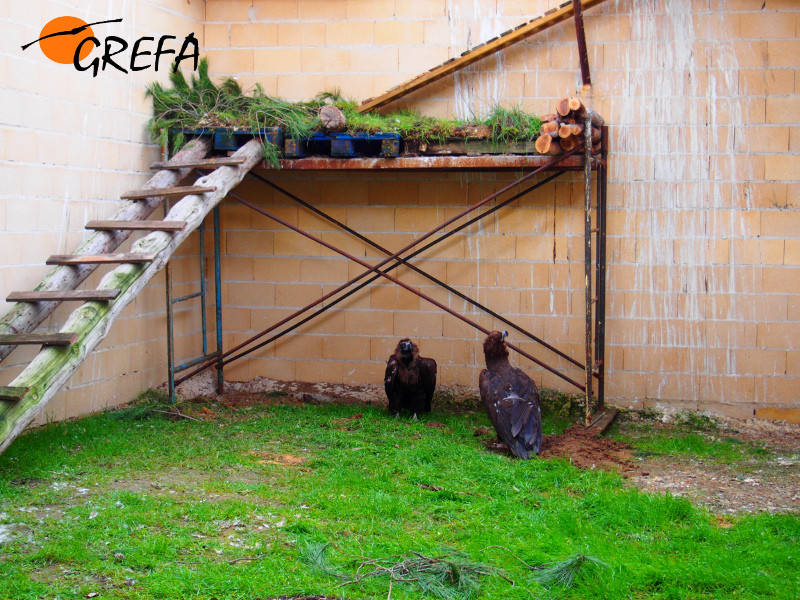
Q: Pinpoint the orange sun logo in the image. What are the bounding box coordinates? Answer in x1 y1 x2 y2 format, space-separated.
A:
37 16 96 64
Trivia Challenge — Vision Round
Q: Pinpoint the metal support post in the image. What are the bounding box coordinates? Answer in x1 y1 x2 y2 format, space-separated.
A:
583 116 594 425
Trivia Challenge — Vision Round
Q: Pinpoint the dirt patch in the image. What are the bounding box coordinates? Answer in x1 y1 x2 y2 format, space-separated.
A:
244 451 309 469
539 424 637 473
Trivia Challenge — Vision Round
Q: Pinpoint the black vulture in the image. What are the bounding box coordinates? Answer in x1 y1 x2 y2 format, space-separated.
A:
479 331 542 458
384 338 437 417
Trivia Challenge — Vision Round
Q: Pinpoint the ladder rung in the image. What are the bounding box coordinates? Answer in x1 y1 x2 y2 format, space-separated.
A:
120 185 216 200
86 220 186 232
0 333 78 346
46 253 156 265
0 386 30 401
7 290 120 302
150 157 246 170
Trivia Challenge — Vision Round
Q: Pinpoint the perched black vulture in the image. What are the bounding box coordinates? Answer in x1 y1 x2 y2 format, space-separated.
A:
479 331 542 459
384 338 437 417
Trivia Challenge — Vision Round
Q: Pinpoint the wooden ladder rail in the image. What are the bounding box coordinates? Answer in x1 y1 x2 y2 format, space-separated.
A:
0 139 213 364
0 139 264 456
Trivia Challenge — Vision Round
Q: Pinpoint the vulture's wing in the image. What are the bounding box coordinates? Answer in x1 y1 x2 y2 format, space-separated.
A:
511 366 540 406
496 393 542 458
384 356 401 413
478 368 502 432
419 357 437 412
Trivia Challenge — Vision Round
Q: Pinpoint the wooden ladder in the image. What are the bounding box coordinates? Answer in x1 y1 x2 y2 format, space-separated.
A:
0 141 263 455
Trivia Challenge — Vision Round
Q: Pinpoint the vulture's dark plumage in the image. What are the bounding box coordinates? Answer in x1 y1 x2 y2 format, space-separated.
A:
479 331 542 459
384 338 437 417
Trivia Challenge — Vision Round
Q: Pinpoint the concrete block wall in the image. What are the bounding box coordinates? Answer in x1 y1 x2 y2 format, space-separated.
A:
1 0 798 425
0 0 205 423
203 0 800 421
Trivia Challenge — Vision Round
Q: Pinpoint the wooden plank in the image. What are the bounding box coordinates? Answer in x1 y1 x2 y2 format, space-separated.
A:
119 185 216 200
357 0 609 113
85 220 187 232
46 253 156 265
584 408 619 434
7 290 120 302
0 139 211 365
0 387 29 402
150 156 246 170
0 333 77 346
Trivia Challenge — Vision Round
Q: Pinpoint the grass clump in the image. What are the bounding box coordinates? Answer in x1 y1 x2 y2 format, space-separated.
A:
532 553 610 589
483 104 542 143
147 58 317 165
146 62 543 166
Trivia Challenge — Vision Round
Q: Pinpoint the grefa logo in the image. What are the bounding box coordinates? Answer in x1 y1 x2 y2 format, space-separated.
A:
22 16 198 76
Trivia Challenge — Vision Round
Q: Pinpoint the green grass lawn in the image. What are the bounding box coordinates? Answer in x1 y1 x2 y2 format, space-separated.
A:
0 394 798 600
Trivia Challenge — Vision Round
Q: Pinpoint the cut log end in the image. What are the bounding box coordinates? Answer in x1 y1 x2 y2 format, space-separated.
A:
535 133 562 155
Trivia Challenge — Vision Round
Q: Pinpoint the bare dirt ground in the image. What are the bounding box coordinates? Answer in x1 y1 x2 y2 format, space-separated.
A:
173 372 800 516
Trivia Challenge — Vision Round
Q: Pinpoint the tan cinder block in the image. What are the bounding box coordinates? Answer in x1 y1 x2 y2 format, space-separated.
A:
393 311 443 338
274 231 336 257
298 0 347 19
206 49 255 74
251 0 299 19
394 207 443 232
344 309 394 336
227 231 275 255
767 39 800 68
296 358 343 383
346 206 395 232
735 349 787 376
273 333 323 360
302 47 350 73
254 257 303 281
763 266 800 294
220 257 255 282
757 321 800 349
275 282 324 307
784 240 800 265
205 23 230 47
226 282 277 308
398 45 450 74
326 20 375 46
766 97 800 124
374 20 424 45
300 258 350 283
765 155 800 181
323 335 371 360
231 23 278 47
370 284 420 311
277 22 327 47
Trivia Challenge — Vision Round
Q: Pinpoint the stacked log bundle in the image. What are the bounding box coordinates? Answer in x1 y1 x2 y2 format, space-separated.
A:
534 96 604 156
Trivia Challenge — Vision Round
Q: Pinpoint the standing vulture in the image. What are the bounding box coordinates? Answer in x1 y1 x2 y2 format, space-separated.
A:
479 331 542 458
384 338 437 417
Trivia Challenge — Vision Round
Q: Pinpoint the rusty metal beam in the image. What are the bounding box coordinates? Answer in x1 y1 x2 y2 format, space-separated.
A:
247 171 585 372
212 174 566 374
232 193 587 392
572 0 592 87
176 149 580 386
269 155 586 171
